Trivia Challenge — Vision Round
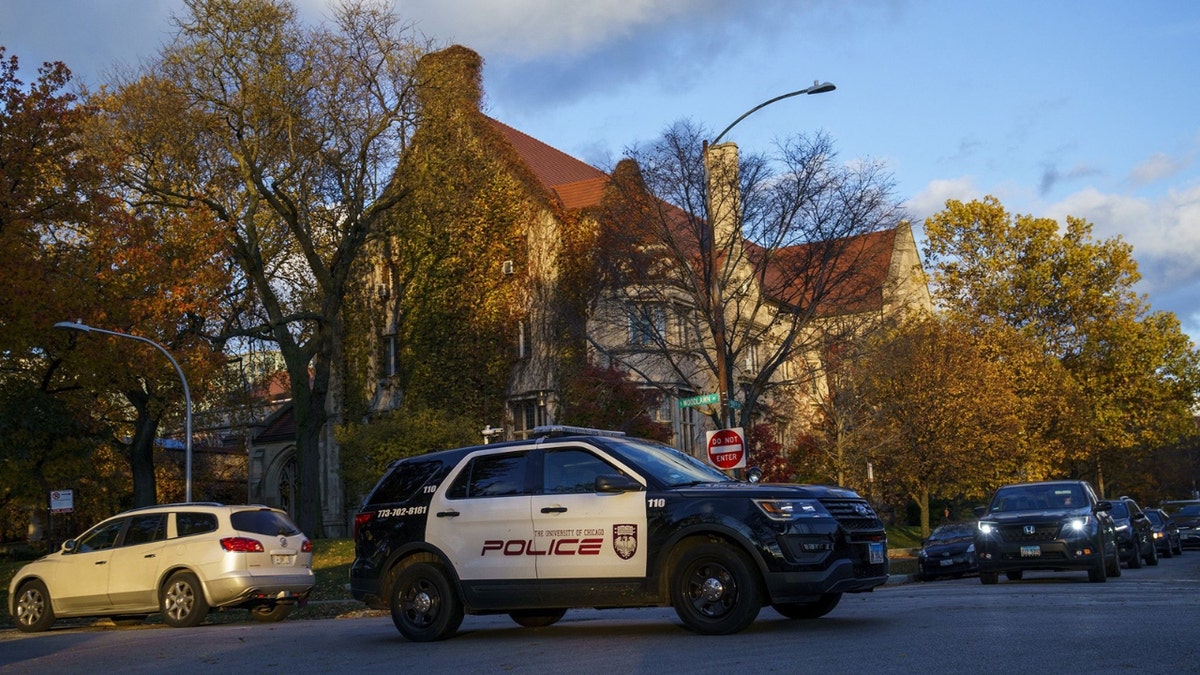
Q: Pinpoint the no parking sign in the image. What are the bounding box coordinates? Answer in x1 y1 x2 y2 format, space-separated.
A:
706 428 746 470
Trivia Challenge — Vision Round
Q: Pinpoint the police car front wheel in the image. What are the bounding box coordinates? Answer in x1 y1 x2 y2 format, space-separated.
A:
670 540 762 635
391 562 464 642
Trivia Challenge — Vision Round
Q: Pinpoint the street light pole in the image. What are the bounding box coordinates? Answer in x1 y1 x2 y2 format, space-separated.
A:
54 321 194 502
703 80 835 429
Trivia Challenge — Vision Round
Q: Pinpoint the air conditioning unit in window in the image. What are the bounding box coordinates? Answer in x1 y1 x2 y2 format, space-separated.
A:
502 260 514 275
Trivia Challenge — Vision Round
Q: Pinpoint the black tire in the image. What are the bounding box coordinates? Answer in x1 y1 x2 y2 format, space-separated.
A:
1088 547 1107 583
1161 542 1174 558
161 571 209 628
772 593 842 620
1005 570 1024 581
13 580 56 633
1145 539 1159 566
1127 543 1142 568
249 604 293 622
670 541 761 635
391 562 463 642
509 609 567 628
1174 540 1184 556
1106 539 1122 578
111 615 148 626
979 571 999 585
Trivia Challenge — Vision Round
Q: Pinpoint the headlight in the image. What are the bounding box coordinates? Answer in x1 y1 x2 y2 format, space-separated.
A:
1064 516 1091 532
754 499 824 520
977 521 997 535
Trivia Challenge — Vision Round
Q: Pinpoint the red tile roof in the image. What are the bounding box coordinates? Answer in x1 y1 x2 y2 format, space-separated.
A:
487 118 608 208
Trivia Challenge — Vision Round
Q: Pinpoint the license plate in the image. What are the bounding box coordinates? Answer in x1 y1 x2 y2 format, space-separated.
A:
1020 545 1041 558
939 559 955 567
869 542 885 564
272 554 295 566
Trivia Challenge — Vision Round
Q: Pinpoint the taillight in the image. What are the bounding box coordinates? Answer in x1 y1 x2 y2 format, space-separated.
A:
220 536 265 552
353 512 374 541
301 539 313 553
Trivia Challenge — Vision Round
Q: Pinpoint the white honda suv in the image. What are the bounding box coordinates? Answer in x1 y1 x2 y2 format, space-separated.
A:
9 503 313 632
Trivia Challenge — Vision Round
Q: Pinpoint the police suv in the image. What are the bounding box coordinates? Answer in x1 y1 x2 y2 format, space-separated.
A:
350 426 889 641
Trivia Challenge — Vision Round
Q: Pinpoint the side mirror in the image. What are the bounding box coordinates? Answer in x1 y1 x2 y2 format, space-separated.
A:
61 539 78 553
973 505 987 518
745 467 763 484
1095 500 1112 512
595 474 644 494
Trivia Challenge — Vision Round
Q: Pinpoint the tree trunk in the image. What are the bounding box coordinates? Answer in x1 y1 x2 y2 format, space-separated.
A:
126 390 160 507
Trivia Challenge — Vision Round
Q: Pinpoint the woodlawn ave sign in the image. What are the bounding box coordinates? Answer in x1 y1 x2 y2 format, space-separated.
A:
678 392 720 408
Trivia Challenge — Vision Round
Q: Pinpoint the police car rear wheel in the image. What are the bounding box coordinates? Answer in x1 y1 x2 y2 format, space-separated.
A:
391 562 463 642
670 541 761 635
509 609 567 628
773 593 841 620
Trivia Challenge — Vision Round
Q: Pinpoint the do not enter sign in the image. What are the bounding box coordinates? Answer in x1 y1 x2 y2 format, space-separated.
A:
706 427 746 471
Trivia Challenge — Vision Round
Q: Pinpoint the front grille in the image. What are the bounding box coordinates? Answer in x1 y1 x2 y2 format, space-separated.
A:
995 523 1061 542
819 499 884 533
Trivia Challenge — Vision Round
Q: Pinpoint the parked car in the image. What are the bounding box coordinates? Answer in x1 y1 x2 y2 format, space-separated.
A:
1110 496 1158 568
1161 501 1200 549
8 503 313 633
917 522 978 580
973 480 1120 584
1142 508 1183 557
351 425 889 641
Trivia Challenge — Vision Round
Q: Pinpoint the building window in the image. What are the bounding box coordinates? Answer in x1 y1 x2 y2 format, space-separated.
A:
380 334 398 379
678 406 697 454
628 304 666 346
512 395 547 437
744 340 761 374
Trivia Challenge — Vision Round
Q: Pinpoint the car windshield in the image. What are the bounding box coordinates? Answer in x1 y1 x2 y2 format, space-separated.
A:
1109 502 1129 519
1144 511 1164 525
609 439 731 487
928 523 974 541
989 485 1083 512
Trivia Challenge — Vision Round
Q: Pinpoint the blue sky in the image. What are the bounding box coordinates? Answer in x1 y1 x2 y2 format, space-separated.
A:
3 0 1199 342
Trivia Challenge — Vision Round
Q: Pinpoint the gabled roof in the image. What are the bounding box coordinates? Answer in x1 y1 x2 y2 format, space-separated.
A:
489 116 900 317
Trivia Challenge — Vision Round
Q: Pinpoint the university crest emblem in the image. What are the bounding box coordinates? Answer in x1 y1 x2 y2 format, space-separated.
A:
613 524 638 560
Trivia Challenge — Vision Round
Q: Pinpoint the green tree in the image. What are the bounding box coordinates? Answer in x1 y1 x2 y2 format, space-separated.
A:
96 0 430 535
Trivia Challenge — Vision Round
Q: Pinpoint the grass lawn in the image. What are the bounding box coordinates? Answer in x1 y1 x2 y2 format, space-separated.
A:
1 526 921 628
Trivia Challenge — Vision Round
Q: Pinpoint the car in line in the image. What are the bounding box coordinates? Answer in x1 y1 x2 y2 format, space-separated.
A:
973 480 1120 584
351 425 889 641
1142 508 1183 558
1109 496 1158 568
8 503 314 633
917 522 978 581
1161 501 1200 549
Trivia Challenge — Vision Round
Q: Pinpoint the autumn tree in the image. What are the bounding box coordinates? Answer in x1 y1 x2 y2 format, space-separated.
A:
923 197 1200 496
856 314 1068 535
95 0 430 535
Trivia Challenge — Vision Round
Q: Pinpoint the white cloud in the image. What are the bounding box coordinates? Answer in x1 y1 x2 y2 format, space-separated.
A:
1128 151 1192 187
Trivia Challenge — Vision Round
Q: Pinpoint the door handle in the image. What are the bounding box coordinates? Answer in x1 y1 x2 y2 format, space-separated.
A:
436 510 460 518
144 553 157 559
540 507 568 514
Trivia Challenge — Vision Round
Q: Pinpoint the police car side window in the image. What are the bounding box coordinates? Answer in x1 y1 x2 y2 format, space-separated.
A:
544 449 617 494
447 452 527 499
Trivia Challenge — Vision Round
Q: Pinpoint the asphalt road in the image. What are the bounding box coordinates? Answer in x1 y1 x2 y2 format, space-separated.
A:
3 552 1198 674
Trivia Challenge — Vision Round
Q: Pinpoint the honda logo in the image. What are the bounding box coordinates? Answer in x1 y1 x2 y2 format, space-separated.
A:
1023 525 1036 535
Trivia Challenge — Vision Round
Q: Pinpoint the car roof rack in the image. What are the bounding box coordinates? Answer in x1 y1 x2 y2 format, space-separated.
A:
530 425 626 439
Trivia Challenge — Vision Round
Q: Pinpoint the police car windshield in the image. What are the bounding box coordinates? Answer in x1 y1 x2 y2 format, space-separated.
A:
609 439 731 487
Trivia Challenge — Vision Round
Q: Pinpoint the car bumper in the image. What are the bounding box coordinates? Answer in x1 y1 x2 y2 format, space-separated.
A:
976 539 1102 573
205 571 315 608
918 557 977 578
1178 530 1200 548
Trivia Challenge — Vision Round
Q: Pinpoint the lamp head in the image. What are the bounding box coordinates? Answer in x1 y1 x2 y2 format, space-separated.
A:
807 81 836 94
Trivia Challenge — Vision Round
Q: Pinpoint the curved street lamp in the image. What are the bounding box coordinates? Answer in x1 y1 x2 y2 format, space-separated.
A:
703 81 835 430
54 321 193 502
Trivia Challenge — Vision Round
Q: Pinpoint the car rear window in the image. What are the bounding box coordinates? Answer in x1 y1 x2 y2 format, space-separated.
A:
231 509 301 536
366 459 443 506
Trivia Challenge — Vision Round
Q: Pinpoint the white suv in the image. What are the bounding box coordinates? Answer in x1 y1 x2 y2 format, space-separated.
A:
9 503 314 632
